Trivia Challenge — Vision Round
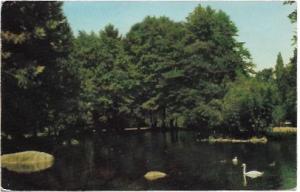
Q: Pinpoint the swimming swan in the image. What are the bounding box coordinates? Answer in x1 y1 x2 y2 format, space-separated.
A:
242 163 264 178
220 159 227 164
268 161 276 167
232 156 238 165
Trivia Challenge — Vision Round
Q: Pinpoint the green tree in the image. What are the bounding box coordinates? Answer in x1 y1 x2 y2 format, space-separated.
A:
125 16 187 129
256 68 274 83
275 53 285 94
180 5 253 131
284 49 297 125
223 76 277 135
284 1 297 44
71 25 136 132
1 1 74 138
283 1 297 126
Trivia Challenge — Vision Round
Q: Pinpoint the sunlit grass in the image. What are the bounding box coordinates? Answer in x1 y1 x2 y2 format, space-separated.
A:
272 127 297 133
202 136 268 144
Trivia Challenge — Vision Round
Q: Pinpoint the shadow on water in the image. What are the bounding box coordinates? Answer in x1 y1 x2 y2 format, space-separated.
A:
1 131 297 190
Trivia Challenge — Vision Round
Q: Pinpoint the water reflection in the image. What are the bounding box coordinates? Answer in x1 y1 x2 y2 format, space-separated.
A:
2 131 296 190
2 160 54 173
243 175 247 186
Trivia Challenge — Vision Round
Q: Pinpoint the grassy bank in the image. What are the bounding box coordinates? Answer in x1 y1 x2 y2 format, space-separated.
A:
267 127 297 140
201 136 268 144
201 127 297 144
272 127 297 133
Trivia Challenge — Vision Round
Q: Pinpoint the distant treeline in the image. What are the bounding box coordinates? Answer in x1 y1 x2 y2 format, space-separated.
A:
1 1 296 139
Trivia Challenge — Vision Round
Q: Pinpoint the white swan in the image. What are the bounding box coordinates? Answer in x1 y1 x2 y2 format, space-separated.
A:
232 156 238 165
242 163 264 178
268 161 276 167
220 159 227 164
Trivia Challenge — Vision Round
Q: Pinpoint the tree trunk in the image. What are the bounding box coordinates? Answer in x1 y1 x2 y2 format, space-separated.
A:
161 108 166 129
149 111 153 128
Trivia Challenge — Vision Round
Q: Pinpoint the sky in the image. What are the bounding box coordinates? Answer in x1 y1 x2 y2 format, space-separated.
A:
63 1 296 71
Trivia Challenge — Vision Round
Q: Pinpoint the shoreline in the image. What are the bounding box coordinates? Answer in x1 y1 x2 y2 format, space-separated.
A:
200 136 268 144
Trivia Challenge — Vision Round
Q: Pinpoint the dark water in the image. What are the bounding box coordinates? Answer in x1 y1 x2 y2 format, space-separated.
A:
2 131 297 190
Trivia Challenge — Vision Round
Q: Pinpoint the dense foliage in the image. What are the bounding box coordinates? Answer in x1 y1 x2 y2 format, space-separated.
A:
2 1 76 138
1 2 296 139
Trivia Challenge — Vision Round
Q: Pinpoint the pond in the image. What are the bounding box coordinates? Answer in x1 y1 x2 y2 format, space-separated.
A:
1 131 296 190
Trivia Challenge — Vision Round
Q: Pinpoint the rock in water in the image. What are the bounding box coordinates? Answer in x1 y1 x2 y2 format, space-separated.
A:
1 151 54 173
144 171 167 181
